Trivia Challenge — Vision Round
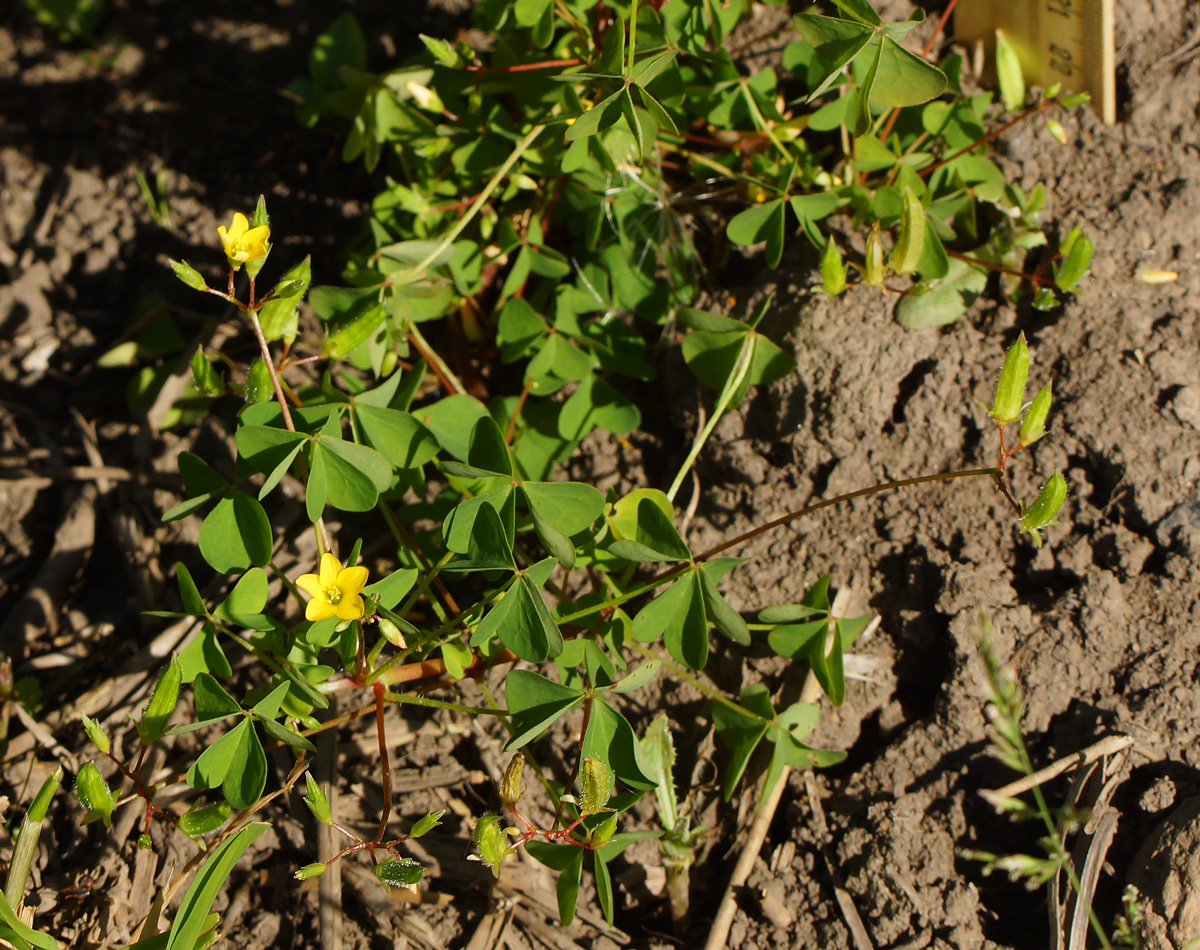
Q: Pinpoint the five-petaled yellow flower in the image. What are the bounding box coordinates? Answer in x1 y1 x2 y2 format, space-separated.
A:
296 553 369 622
216 212 271 267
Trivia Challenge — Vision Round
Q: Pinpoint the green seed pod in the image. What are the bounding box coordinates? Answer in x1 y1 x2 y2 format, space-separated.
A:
500 752 526 811
889 186 925 276
178 802 232 838
1018 381 1053 446
374 858 425 890
243 357 273 404
863 224 885 287
170 259 208 292
420 34 463 68
378 618 407 648
1054 227 1093 293
75 762 115 829
590 812 618 848
579 755 614 817
271 279 305 300
472 814 514 878
190 349 224 397
81 714 110 755
1044 119 1067 145
994 30 1026 111
408 810 444 839
989 333 1030 425
1021 472 1067 547
303 773 332 825
405 81 446 114
294 862 327 881
820 239 846 296
138 833 153 851
138 657 182 745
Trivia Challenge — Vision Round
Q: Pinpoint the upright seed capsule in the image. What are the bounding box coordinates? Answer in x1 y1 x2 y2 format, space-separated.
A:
500 752 526 811
863 224 885 287
990 333 1030 425
579 756 614 817
1018 381 1053 446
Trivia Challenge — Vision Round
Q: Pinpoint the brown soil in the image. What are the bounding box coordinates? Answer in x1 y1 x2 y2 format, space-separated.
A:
3 1 1200 949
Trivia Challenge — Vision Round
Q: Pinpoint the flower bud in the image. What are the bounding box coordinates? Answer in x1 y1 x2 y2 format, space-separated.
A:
821 239 846 296
75 762 115 828
405 81 445 114
589 812 619 848
863 224 885 287
243 357 272 404
170 259 208 292
500 752 526 811
178 801 232 838
1018 381 1052 446
138 833 153 850
303 772 332 825
378 618 407 648
1044 119 1067 144
1021 472 1067 547
81 714 110 755
579 755 613 817
989 333 1030 425
889 186 925 276
138 657 181 745
295 862 327 881
408 810 443 839
471 814 514 878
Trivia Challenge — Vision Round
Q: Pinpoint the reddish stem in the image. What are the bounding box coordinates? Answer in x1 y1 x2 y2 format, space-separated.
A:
505 378 536 445
466 57 584 74
921 100 1052 179
372 682 393 844
945 248 1053 287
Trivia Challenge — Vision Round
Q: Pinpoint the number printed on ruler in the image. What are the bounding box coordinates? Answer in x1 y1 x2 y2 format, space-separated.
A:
955 0 1115 123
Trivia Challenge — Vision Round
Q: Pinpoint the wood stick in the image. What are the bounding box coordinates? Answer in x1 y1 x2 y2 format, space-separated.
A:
985 734 1134 801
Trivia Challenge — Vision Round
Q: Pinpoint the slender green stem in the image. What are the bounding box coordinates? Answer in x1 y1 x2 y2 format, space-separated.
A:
562 466 1001 627
1024 751 1114 949
626 641 764 722
395 551 453 622
694 466 999 563
407 322 467 396
397 123 546 282
383 690 510 717
5 767 61 906
666 333 754 503
739 78 791 165
380 501 450 623
627 0 639 77
558 571 684 626
268 559 304 603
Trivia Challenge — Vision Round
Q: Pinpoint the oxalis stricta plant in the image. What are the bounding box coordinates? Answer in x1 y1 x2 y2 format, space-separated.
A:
279 0 1094 418
32 191 1071 950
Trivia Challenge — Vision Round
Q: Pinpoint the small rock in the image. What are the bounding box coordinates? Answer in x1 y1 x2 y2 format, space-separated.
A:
1139 775 1177 814
759 879 794 930
1155 494 1200 561
1168 385 1200 430
1127 796 1200 948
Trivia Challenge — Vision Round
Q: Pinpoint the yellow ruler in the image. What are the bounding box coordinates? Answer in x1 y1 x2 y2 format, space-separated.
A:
955 0 1116 124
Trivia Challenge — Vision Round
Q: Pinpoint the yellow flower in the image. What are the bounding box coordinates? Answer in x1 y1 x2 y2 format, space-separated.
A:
216 212 271 267
296 553 369 622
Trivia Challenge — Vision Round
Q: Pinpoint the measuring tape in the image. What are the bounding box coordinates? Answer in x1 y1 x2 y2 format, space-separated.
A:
955 0 1116 124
